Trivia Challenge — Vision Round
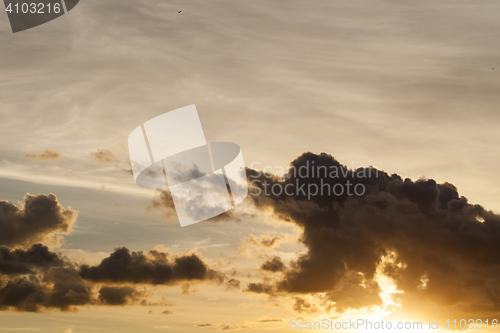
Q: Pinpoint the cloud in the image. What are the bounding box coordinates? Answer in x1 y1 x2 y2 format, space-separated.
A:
98 286 139 306
148 188 250 223
292 297 319 314
24 149 61 161
0 194 77 248
260 256 285 273
90 149 132 174
246 152 500 318
0 261 92 312
79 247 224 286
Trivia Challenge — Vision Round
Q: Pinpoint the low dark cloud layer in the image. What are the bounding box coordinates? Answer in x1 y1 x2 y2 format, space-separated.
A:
0 248 92 312
0 192 228 313
246 152 500 318
148 187 249 224
98 286 138 306
91 149 117 163
261 256 285 273
0 194 77 247
292 297 319 314
0 244 63 275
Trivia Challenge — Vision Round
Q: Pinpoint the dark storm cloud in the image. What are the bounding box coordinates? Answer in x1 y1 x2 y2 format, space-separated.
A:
0 194 77 247
0 261 92 312
246 152 500 317
79 247 224 285
90 149 132 174
24 149 61 161
0 245 224 312
245 234 284 249
292 297 319 314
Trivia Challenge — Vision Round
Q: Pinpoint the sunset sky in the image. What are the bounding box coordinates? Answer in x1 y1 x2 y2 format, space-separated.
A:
2 0 500 332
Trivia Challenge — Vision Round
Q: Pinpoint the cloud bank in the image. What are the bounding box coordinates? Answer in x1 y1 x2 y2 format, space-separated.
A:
0 194 226 312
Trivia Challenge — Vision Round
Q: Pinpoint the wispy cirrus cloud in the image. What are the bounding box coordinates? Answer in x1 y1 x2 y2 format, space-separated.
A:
25 149 61 161
0 193 77 248
244 152 500 321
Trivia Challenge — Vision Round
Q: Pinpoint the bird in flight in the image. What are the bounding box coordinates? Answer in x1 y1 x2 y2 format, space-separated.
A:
178 10 182 13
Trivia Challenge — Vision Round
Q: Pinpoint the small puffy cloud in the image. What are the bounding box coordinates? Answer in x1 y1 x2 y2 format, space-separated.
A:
0 194 77 248
292 297 319 314
79 247 224 286
25 149 61 161
90 148 132 174
0 264 92 312
0 244 223 312
197 323 218 327
90 149 116 163
196 321 277 331
0 192 228 313
238 234 294 256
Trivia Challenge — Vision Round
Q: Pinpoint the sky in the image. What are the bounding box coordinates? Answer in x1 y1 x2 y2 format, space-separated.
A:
1 0 500 332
